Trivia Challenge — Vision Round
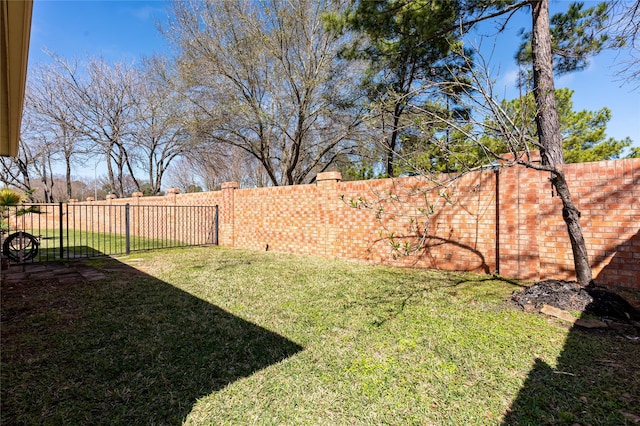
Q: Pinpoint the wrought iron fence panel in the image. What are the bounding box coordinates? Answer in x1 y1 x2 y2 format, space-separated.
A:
0 203 218 264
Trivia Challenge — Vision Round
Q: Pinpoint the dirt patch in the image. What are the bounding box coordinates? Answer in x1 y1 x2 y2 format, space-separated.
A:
510 280 640 322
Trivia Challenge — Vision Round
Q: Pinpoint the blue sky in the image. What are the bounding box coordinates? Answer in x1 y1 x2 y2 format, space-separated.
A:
28 0 639 153
28 0 170 65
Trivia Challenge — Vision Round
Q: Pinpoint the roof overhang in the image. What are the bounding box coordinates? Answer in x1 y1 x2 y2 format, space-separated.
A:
1 0 33 157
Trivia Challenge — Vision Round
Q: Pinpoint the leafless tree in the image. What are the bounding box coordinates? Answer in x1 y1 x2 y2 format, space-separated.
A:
164 0 366 186
27 61 86 199
608 0 640 85
0 139 34 198
130 63 191 195
166 143 267 190
50 176 100 202
1 97 57 202
48 55 140 197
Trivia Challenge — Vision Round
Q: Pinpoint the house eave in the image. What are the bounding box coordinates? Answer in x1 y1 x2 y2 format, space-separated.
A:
1 0 33 157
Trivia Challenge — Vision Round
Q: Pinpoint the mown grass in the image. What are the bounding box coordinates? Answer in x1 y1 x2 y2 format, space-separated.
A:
1 246 638 425
11 228 183 260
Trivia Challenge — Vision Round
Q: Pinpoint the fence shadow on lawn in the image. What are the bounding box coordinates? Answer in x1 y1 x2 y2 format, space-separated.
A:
1 256 303 425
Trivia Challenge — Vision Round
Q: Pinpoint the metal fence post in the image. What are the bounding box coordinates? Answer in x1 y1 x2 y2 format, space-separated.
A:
214 205 219 246
59 202 64 259
125 203 131 254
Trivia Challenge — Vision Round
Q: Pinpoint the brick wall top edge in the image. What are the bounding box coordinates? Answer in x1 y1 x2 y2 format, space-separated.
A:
338 170 498 192
235 184 316 194
565 157 639 177
75 190 223 206
174 191 222 199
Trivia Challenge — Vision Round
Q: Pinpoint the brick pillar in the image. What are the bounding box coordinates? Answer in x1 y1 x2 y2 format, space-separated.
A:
131 192 143 205
316 172 341 258
166 188 180 205
220 182 239 247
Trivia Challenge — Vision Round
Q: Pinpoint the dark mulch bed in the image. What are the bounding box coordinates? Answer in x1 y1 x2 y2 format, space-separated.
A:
510 279 640 321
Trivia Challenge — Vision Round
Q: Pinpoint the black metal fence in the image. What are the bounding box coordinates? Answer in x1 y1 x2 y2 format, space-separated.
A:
1 203 218 264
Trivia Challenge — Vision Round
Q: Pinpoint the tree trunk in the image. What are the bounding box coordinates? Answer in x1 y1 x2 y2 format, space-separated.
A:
106 150 116 197
531 0 563 166
66 158 72 200
386 105 403 178
551 170 593 286
530 0 593 286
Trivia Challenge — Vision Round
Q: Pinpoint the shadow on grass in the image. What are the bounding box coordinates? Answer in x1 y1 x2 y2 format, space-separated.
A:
502 302 640 424
29 242 191 263
34 245 106 262
1 257 303 425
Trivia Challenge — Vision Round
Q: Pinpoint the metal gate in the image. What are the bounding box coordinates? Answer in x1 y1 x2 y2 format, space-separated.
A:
1 203 218 263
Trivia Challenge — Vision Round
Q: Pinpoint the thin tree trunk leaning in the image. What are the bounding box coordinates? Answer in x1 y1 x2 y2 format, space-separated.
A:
549 169 594 286
530 0 593 286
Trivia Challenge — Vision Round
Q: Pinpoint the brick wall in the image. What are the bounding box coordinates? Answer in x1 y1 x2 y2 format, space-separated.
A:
79 158 640 289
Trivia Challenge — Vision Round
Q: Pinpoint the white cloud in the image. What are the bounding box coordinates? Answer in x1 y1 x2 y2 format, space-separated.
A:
493 66 522 100
127 5 165 21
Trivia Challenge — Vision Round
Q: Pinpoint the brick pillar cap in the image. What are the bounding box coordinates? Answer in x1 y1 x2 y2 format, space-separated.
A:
132 192 143 197
166 188 180 194
86 197 95 202
221 181 239 189
106 194 117 200
316 171 342 182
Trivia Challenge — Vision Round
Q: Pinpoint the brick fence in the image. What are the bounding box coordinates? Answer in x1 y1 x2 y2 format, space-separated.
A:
82 158 639 289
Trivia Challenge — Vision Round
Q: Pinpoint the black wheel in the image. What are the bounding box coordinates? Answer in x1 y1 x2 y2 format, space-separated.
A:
2 232 39 262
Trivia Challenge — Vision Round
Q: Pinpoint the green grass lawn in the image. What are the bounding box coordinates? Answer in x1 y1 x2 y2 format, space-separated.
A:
6 228 185 261
1 247 638 425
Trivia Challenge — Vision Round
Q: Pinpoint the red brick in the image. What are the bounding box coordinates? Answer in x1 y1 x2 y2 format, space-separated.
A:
75 159 639 290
